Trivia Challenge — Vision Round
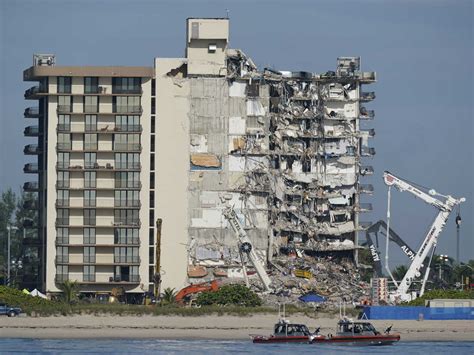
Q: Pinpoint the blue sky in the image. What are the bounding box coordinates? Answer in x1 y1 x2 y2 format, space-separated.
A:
0 0 472 264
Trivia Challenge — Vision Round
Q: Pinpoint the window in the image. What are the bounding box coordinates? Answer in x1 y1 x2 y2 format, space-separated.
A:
57 77 71 93
84 77 99 94
114 153 140 169
57 133 71 150
84 190 96 207
84 96 99 113
151 135 155 153
84 246 96 263
149 210 154 227
114 134 140 150
84 209 96 226
56 209 69 225
114 246 139 263
151 97 155 114
115 115 140 132
83 265 95 282
151 79 156 96
57 228 69 244
84 227 96 244
57 171 70 188
115 172 140 188
114 209 139 226
113 96 141 113
84 134 98 150
84 171 96 188
150 172 154 189
84 152 97 168
114 228 139 244
85 115 97 132
115 190 139 207
57 190 69 207
112 77 141 94
58 96 72 112
56 246 69 263
151 115 155 134
149 191 154 208
56 265 69 282
58 114 70 131
57 152 70 169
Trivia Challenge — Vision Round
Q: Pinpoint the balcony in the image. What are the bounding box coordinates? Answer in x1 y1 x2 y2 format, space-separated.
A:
360 91 375 102
113 105 142 114
84 105 99 113
113 219 141 227
57 124 71 132
24 107 41 118
55 256 69 264
24 144 41 155
361 147 376 156
114 200 141 208
83 256 96 263
55 274 69 283
108 275 141 283
55 218 70 227
115 125 143 133
24 125 40 137
112 87 142 95
83 275 96 282
23 163 39 174
24 85 48 99
360 166 374 176
84 199 97 207
56 143 72 150
114 256 140 264
114 237 140 245
359 184 374 194
57 105 72 113
114 181 141 189
56 180 70 188
359 107 375 120
113 143 142 152
23 182 39 191
56 199 70 207
115 163 141 171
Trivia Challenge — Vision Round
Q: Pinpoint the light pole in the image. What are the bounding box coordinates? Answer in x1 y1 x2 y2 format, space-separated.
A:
438 254 449 282
6 225 18 286
455 214 461 263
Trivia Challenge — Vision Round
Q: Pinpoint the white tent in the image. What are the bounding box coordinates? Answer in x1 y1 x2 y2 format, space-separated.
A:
30 288 47 299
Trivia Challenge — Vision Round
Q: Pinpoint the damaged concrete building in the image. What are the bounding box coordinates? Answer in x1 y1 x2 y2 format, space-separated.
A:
157 18 376 291
23 17 375 297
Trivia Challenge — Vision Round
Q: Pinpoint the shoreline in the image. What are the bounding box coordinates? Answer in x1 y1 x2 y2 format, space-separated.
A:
0 315 473 341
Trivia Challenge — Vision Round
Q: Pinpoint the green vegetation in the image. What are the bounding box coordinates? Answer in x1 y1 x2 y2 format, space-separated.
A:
404 289 474 306
196 284 262 307
160 287 177 305
59 280 79 305
0 286 69 315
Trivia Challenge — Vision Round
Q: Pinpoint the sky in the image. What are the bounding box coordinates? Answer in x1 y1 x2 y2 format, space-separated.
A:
0 0 472 266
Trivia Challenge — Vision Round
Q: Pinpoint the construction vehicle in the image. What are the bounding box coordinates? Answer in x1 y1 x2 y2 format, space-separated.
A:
365 220 416 277
382 171 465 302
175 280 219 305
222 206 273 292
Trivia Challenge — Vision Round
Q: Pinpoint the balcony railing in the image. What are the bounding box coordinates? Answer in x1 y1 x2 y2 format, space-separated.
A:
56 218 70 226
359 184 374 194
24 144 41 155
84 105 99 113
357 203 373 212
113 143 141 151
84 218 96 226
84 143 98 150
83 274 96 282
83 256 96 263
110 275 141 283
114 181 141 189
23 182 39 191
113 219 140 227
24 107 40 117
361 128 376 137
115 125 142 132
55 256 69 264
112 87 142 95
114 256 140 263
56 180 70 188
361 147 376 156
359 107 375 119
113 105 142 114
24 126 40 137
85 124 98 132
23 163 39 174
114 237 140 245
115 163 141 170
56 199 70 207
84 199 96 207
57 105 72 113
83 237 96 244
56 143 72 150
55 274 69 282
56 237 69 245
114 200 141 208
360 166 374 176
57 124 71 132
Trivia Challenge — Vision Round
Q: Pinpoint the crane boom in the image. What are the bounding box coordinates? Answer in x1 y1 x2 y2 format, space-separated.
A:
222 206 272 292
383 171 465 301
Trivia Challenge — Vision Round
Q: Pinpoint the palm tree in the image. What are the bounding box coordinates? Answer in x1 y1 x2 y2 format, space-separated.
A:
59 280 79 304
161 287 177 305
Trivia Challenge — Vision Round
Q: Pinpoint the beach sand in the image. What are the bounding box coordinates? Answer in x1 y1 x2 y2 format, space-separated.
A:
0 314 473 341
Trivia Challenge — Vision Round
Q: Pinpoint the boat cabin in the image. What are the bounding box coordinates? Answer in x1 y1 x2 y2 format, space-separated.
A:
274 321 311 337
336 320 378 336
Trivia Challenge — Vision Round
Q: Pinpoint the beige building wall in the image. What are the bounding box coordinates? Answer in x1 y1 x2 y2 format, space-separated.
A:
154 58 190 290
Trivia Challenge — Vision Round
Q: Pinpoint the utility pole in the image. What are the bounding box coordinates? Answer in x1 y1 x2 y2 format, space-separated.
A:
455 214 461 263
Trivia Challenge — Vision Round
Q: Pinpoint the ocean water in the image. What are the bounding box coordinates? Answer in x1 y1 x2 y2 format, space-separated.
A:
0 339 473 354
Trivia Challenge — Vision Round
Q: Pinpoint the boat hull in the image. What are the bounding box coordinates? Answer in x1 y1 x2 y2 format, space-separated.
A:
311 334 400 346
252 335 310 344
